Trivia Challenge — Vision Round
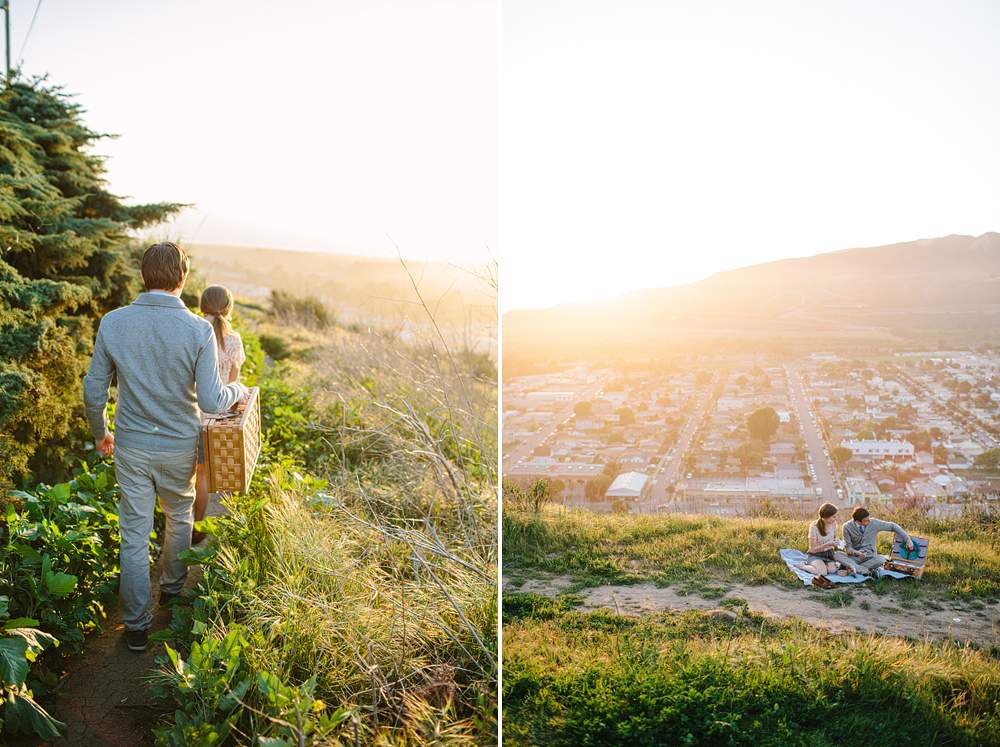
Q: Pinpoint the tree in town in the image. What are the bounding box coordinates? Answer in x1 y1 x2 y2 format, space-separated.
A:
973 449 1000 470
0 79 184 490
573 400 592 417
831 446 853 465
602 460 622 478
974 393 996 410
856 429 876 441
615 406 635 426
733 442 763 468
695 370 711 386
746 406 780 444
905 430 932 453
584 473 613 501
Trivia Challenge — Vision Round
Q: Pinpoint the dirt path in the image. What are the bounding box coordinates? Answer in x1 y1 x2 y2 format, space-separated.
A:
5 496 226 747
505 573 1000 647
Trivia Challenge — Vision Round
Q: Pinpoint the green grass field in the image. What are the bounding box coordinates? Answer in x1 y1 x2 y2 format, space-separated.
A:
502 494 1000 747
503 499 1000 600
503 602 1000 747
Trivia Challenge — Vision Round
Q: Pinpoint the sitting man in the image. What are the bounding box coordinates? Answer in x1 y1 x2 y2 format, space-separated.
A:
836 506 913 578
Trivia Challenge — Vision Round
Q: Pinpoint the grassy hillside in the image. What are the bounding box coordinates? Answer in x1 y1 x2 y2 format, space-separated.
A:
504 499 1000 600
503 495 1000 747
1 275 498 744
504 605 1000 747
147 289 499 745
186 242 496 338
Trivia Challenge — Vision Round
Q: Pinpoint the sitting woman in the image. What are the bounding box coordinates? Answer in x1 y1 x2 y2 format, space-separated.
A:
795 502 850 583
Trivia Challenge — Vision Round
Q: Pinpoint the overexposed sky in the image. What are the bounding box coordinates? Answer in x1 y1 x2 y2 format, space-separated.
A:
502 0 1000 311
10 0 497 264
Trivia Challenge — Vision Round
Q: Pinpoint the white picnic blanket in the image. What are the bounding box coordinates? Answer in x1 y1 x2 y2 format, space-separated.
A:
779 549 915 586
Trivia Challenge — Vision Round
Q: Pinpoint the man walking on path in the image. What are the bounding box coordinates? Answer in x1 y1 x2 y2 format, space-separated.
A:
835 506 913 578
83 242 247 652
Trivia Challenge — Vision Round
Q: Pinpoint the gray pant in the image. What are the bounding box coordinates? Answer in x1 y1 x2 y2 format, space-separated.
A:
834 550 886 575
114 444 196 632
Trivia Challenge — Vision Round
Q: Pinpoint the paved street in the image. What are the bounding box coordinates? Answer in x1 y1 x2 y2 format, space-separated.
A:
649 373 718 504
501 373 613 473
785 363 838 508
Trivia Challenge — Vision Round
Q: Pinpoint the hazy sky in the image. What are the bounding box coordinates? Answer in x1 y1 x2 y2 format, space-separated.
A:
10 0 497 264
502 1 1000 311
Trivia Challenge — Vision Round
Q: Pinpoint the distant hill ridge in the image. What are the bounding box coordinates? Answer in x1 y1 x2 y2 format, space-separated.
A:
503 233 1000 343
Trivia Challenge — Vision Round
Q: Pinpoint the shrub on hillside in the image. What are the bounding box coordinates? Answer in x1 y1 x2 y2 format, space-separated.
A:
0 79 182 490
269 289 333 329
258 332 292 361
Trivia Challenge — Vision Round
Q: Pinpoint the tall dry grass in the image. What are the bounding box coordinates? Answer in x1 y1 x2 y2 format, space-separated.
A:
154 260 498 745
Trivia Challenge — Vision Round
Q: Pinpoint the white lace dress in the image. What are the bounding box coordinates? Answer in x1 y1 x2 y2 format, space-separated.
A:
218 331 246 382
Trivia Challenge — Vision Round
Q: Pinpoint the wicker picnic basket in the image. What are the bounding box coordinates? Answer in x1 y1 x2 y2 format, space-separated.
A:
201 386 261 494
883 535 930 579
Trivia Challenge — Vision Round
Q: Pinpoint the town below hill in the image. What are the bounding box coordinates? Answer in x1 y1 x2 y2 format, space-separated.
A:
503 232 1000 351
502 349 1000 517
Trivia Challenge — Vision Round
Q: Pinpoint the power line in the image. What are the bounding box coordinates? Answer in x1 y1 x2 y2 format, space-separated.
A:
16 0 43 69
3 1 9 78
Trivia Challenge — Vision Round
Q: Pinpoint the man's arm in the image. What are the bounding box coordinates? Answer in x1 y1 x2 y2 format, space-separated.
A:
841 521 856 549
83 328 114 447
877 520 913 551
841 521 867 558
194 334 247 413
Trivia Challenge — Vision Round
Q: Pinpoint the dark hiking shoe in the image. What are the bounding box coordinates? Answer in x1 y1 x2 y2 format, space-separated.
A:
158 590 181 608
124 628 148 652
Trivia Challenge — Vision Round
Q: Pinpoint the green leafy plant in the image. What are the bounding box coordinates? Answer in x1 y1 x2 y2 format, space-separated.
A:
0 464 123 655
0 618 65 740
150 625 353 747
0 461 151 741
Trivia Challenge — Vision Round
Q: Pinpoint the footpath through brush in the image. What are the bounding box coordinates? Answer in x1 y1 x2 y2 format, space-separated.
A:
6 496 224 747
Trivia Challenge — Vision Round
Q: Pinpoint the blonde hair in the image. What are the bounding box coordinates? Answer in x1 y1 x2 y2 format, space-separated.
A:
200 285 234 350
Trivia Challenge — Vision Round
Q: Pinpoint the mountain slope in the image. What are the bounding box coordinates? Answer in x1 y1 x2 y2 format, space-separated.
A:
503 233 1000 343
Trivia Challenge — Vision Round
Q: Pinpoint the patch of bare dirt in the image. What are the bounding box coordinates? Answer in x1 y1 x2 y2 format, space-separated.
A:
507 574 1000 647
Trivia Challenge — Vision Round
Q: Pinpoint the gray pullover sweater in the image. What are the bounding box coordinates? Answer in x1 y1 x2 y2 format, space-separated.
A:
842 518 911 558
83 292 247 452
